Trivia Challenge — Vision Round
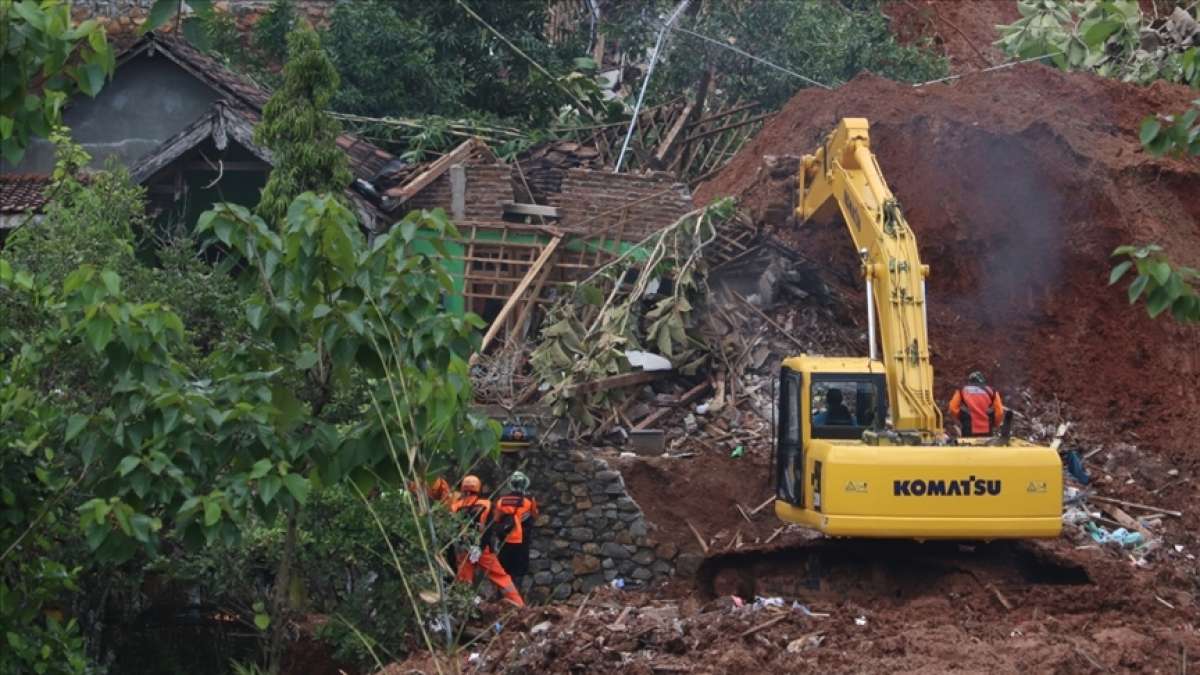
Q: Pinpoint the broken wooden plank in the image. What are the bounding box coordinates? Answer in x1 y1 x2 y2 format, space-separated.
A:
566 369 671 397
986 583 1013 610
729 290 809 352
735 503 754 525
1098 503 1154 541
503 201 561 219
385 138 484 202
471 235 562 365
685 519 710 555
1090 495 1182 518
737 613 787 639
749 495 775 516
633 380 711 430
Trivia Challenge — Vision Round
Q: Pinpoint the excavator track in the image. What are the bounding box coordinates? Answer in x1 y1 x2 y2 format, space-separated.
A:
696 538 1090 603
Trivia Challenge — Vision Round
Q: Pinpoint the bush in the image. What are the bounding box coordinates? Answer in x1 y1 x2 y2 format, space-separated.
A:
172 484 474 668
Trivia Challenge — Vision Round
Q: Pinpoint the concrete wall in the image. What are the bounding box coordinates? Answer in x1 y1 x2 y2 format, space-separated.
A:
3 55 219 173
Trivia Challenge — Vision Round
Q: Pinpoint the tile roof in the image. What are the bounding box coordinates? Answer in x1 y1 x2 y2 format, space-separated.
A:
127 32 394 184
0 174 53 214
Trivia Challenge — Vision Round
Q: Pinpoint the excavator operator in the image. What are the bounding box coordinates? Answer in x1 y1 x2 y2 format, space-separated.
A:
450 475 524 607
949 371 1005 438
814 388 854 426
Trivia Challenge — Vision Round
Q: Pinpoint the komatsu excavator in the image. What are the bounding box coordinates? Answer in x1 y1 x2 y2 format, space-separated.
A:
773 118 1062 539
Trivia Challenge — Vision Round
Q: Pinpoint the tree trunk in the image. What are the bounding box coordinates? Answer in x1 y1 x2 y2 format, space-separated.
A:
268 509 299 673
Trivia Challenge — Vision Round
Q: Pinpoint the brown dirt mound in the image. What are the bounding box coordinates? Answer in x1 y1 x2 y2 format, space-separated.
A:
887 0 1019 72
694 65 1200 490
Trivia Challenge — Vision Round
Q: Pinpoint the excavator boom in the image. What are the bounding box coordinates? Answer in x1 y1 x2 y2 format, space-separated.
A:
796 118 941 437
770 118 1062 540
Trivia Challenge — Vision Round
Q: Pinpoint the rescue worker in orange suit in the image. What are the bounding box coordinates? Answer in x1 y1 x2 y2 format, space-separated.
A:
449 475 524 607
492 471 539 585
949 371 1005 437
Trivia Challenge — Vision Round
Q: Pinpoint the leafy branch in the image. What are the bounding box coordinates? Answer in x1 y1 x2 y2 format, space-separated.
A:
1140 99 1200 157
1109 244 1200 323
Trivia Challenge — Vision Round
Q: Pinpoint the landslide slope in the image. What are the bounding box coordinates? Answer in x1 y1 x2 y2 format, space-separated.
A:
696 65 1200 472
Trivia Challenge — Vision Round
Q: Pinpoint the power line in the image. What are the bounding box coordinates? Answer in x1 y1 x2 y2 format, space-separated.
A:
615 0 691 172
912 51 1065 87
673 26 832 90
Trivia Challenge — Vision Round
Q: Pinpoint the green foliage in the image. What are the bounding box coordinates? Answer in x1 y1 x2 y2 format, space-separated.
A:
605 0 948 110
323 0 602 128
531 200 734 429
996 0 1200 87
1109 244 1200 323
173 484 473 668
0 0 114 164
252 0 294 64
1140 99 1200 157
254 26 352 226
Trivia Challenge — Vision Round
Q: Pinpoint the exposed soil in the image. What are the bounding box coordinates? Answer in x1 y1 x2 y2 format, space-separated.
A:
387 9 1200 675
694 65 1200 490
887 0 1019 72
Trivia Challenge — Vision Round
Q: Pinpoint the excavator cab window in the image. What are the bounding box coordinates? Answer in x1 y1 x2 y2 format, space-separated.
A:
810 375 887 440
776 369 803 505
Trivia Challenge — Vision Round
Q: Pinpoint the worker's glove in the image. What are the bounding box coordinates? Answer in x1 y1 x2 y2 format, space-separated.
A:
468 546 482 563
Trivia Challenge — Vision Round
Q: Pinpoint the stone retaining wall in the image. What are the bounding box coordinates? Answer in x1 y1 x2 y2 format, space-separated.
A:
502 445 678 603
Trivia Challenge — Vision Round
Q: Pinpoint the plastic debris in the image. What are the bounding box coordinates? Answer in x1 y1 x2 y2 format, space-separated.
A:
792 601 830 618
753 596 785 609
855 616 868 626
1065 450 1090 485
731 445 745 458
1087 523 1144 547
731 595 745 608
786 634 825 652
695 403 711 415
610 578 625 590
530 621 552 635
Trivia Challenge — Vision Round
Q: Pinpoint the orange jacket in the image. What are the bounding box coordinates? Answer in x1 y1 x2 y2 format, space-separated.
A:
492 494 538 545
949 385 1004 435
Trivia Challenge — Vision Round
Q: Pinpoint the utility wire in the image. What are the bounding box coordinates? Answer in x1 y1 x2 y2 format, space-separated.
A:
615 0 691 172
673 26 833 90
912 51 1065 87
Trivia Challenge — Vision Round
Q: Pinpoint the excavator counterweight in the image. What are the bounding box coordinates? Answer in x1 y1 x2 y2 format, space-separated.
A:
772 119 1062 540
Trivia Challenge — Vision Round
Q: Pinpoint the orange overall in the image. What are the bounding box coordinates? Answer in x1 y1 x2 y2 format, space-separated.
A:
450 493 524 607
492 494 539 579
949 385 1005 437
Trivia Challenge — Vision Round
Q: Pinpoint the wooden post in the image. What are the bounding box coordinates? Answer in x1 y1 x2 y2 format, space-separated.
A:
471 235 562 364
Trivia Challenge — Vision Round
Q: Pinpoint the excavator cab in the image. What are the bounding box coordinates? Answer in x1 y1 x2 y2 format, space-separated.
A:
774 355 1063 539
768 118 1063 540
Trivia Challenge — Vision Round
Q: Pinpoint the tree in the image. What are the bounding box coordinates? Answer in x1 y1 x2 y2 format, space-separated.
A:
1109 244 1200 323
995 0 1199 87
603 0 949 111
253 26 351 226
0 0 114 164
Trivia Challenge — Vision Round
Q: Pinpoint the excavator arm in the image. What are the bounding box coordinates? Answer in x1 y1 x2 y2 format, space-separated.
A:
794 118 942 437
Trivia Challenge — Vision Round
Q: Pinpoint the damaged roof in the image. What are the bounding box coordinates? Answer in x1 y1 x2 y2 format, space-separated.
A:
0 174 53 217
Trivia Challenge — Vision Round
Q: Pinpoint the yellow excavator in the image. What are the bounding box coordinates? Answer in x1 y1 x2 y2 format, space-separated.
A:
773 118 1062 539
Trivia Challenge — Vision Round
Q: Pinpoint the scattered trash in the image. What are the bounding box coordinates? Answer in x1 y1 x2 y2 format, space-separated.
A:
730 445 745 458
625 350 672 371
467 653 480 664
1174 544 1185 553
695 402 711 415
1087 523 1144 548
792 602 830 618
854 616 868 626
731 595 745 608
1062 506 1094 525
786 633 825 652
610 578 625 590
1065 450 1089 485
753 596 785 609
530 621 553 635
493 621 504 634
